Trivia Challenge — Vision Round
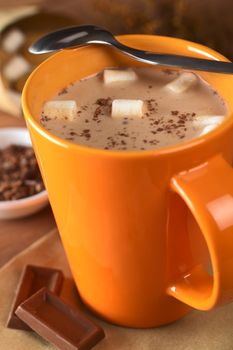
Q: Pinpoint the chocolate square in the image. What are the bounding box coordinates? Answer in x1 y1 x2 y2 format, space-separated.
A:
16 288 105 350
7 265 63 330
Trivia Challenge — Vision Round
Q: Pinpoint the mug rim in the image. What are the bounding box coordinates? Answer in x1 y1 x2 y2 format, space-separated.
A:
22 34 233 158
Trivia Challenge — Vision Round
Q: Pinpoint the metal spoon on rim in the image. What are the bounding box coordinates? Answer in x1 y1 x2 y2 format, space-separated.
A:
29 25 233 74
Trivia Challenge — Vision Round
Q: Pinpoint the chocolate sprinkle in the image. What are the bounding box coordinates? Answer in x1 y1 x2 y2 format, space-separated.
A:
58 87 68 95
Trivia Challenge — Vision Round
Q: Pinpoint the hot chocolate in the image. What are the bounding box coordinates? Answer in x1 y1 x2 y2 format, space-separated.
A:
40 67 227 151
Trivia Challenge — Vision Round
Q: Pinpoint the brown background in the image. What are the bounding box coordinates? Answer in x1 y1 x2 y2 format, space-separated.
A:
0 0 233 59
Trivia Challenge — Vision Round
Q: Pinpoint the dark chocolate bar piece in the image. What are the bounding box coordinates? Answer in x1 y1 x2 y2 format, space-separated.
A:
15 288 105 350
7 265 63 330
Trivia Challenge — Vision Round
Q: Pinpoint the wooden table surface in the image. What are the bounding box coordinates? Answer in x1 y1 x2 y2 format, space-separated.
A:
0 112 56 268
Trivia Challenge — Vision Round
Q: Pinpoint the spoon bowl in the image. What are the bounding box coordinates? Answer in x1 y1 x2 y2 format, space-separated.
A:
29 25 113 54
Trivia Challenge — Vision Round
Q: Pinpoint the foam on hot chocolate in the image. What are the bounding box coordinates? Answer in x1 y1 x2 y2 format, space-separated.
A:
40 68 227 151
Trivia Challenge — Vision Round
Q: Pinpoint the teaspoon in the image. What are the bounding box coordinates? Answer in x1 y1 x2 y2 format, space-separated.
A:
29 25 233 74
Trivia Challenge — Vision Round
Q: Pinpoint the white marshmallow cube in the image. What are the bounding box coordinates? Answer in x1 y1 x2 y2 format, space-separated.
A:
112 99 144 118
43 100 78 121
199 124 218 136
194 115 225 126
165 72 197 93
104 69 137 84
194 115 225 136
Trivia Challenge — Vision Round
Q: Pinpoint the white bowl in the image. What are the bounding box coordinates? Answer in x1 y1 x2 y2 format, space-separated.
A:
0 127 48 219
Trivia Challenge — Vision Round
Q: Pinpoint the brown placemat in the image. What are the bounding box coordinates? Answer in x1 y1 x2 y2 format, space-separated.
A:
1 228 233 350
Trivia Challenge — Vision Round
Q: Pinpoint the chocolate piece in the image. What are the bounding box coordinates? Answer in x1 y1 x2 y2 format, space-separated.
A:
16 288 105 350
7 265 63 330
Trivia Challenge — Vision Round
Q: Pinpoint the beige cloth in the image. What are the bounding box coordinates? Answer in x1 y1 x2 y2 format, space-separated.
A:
1 229 233 350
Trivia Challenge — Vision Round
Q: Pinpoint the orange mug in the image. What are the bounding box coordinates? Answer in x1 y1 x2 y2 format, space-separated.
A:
22 35 233 328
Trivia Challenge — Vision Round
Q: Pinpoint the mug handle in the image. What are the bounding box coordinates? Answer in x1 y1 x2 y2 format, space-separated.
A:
167 154 233 310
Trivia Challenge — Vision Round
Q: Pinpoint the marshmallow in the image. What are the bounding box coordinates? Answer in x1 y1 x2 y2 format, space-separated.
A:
42 100 78 121
104 69 137 84
112 99 144 118
165 72 197 93
194 115 225 126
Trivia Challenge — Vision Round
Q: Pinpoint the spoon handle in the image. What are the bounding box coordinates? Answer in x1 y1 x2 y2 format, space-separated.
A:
114 41 233 74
